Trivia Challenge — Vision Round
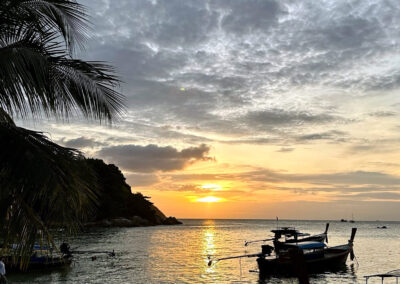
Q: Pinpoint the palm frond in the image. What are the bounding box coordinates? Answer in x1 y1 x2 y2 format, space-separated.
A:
0 0 90 52
0 28 125 121
0 0 126 268
0 121 98 268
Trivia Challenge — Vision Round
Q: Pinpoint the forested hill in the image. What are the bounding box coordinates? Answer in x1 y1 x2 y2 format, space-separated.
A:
85 159 181 227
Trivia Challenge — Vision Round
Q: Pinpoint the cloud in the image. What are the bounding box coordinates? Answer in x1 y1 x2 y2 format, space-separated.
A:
243 109 338 127
277 147 294 152
296 130 347 142
334 191 400 202
98 143 213 172
68 0 400 149
169 168 400 188
60 136 107 148
24 0 400 214
126 173 160 187
217 0 285 35
368 111 397 117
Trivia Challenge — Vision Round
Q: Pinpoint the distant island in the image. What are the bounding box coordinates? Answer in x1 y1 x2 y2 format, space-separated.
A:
83 158 182 227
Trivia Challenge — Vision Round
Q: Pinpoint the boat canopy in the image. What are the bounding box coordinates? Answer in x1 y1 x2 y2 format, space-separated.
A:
365 269 400 283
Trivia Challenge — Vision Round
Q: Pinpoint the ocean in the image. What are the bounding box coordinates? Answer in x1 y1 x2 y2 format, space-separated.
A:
7 219 400 283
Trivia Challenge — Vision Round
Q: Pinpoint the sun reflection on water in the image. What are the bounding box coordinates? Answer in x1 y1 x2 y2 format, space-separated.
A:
202 220 217 275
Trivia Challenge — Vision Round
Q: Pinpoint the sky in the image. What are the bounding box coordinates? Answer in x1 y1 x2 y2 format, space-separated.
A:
19 0 400 220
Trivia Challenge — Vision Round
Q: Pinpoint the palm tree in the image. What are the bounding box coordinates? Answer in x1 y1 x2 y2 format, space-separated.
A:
0 0 124 267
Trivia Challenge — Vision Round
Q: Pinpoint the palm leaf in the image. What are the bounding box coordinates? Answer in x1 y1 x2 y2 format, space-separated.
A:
0 0 126 268
0 120 98 268
0 0 89 51
0 27 124 121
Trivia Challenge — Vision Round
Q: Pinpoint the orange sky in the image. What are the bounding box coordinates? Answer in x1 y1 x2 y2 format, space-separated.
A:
18 0 400 221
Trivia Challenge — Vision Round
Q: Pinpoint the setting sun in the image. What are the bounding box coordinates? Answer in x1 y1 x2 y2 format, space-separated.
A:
196 196 224 203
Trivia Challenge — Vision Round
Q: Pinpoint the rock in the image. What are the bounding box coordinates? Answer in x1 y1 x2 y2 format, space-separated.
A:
83 215 182 228
163 217 182 225
130 216 151 226
99 219 112 227
110 218 135 227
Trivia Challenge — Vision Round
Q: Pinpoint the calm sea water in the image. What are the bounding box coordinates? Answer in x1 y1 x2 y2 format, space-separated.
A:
6 219 400 283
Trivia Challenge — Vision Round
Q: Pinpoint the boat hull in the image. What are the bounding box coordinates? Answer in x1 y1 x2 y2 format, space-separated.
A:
257 246 350 276
4 256 72 272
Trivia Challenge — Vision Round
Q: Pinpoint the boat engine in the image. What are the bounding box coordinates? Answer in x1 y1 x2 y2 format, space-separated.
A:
261 244 274 256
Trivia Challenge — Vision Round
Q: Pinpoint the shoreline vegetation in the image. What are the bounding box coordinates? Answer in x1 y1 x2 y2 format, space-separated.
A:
83 158 182 227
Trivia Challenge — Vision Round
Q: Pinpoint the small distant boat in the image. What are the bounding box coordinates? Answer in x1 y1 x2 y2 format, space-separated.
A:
340 219 347 222
377 226 387 229
349 214 355 223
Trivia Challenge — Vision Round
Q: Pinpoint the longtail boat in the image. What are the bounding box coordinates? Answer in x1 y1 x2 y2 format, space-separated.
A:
209 227 357 278
257 228 356 276
2 244 72 272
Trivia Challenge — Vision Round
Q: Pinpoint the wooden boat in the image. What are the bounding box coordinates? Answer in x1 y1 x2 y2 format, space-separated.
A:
257 228 356 276
5 255 72 272
3 244 72 272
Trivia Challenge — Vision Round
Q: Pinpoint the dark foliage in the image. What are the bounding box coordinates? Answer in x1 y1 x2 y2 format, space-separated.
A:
85 159 159 223
0 0 125 268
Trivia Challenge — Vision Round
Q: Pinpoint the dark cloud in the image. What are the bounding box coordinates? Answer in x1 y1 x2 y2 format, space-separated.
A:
60 137 107 148
297 130 347 142
244 109 337 127
98 144 213 173
217 0 285 35
72 0 400 147
170 169 400 187
368 111 397 117
277 147 294 152
126 173 160 187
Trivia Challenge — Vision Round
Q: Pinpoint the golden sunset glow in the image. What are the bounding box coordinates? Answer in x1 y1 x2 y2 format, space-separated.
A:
196 196 224 203
35 0 400 221
201 184 222 191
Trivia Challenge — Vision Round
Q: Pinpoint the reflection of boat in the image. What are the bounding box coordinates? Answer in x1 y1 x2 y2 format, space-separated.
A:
4 244 72 272
257 228 357 276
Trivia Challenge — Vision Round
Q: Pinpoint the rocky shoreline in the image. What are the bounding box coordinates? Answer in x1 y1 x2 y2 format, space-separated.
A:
84 216 182 228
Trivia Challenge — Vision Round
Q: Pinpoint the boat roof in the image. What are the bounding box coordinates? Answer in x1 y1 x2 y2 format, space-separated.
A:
271 227 299 235
365 269 400 278
284 242 326 249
